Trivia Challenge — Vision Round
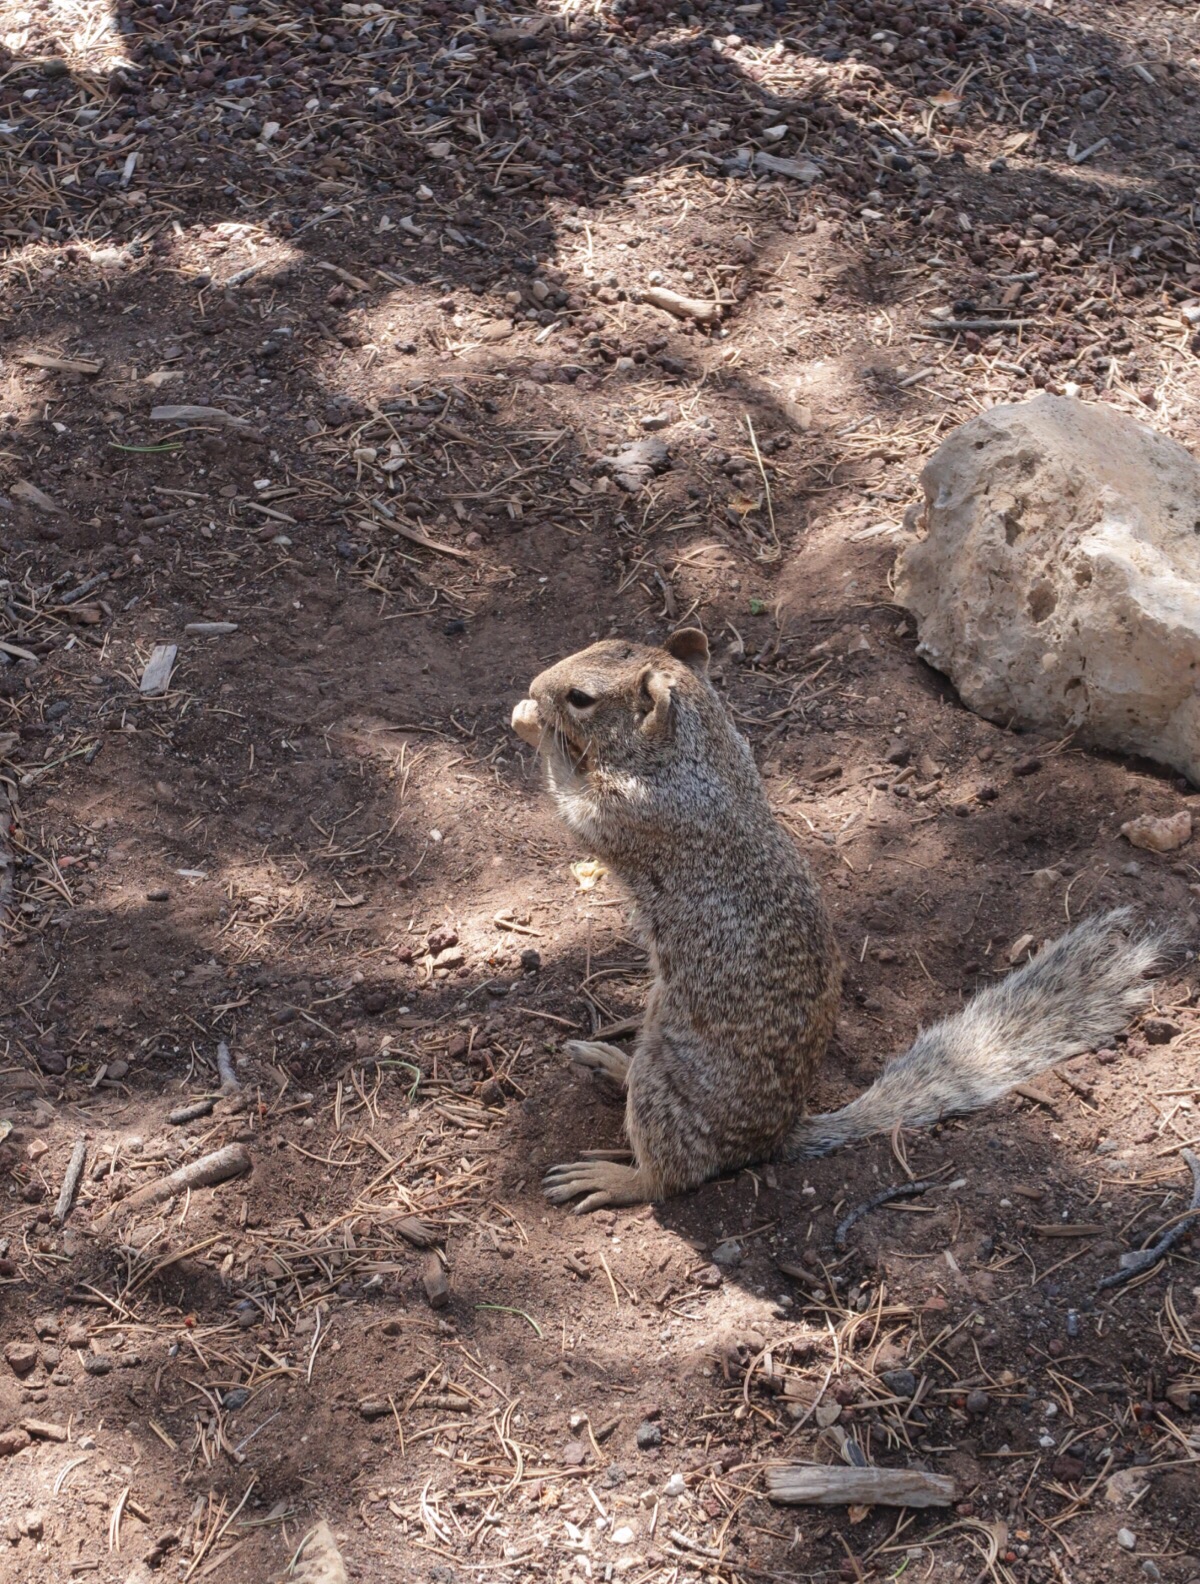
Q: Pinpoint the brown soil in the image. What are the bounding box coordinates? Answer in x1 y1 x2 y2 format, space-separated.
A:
1 1 1199 1580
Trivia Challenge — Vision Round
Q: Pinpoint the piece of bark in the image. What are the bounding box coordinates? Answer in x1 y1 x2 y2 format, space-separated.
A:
105 1144 251 1220
422 1249 450 1309
21 1419 68 1442
169 1099 215 1125
766 1464 956 1509
19 353 103 375
395 1216 435 1248
139 644 178 696
11 479 62 514
642 285 722 325
54 1139 87 1226
149 404 257 433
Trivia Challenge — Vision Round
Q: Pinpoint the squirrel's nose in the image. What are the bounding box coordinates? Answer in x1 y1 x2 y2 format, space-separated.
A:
511 698 542 746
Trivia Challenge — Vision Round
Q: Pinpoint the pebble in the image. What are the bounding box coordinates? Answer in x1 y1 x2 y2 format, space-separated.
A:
1142 1017 1180 1045
5 1343 38 1378
562 1438 588 1466
612 1526 635 1545
694 1263 723 1289
711 1240 743 1268
663 1473 687 1497
32 1316 58 1340
881 1369 917 1399
83 1355 113 1376
1117 1529 1137 1550
635 1420 662 1449
965 1389 991 1416
36 1051 67 1076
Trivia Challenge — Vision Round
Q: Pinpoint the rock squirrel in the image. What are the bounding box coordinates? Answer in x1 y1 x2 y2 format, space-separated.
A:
512 629 1172 1211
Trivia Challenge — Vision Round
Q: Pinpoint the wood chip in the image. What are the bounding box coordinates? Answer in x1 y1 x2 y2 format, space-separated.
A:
766 1464 957 1509
11 479 62 514
642 285 723 325
19 353 103 375
422 1249 450 1309
139 644 178 696
149 404 257 433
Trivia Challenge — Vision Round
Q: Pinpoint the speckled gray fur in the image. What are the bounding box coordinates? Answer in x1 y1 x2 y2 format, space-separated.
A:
516 630 1173 1211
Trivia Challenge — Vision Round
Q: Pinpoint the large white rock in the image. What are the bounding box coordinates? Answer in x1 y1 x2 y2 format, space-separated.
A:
895 395 1200 784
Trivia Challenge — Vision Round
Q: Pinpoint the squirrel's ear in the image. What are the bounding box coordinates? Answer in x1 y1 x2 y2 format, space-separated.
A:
664 627 709 674
636 665 675 738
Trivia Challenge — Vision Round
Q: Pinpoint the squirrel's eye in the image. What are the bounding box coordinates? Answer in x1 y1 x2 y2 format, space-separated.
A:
566 688 595 709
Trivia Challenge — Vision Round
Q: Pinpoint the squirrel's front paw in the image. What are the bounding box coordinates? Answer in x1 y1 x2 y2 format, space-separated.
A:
543 1159 651 1213
511 697 541 746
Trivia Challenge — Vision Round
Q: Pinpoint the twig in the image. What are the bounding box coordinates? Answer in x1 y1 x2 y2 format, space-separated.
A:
1098 1149 1200 1291
216 1041 240 1093
835 1172 952 1251
54 1139 87 1226
104 1144 252 1221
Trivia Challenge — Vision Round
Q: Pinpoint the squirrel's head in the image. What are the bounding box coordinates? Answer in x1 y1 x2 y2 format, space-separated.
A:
511 630 756 845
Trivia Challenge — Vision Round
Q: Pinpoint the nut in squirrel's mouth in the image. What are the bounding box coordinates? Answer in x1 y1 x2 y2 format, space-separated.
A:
510 698 592 777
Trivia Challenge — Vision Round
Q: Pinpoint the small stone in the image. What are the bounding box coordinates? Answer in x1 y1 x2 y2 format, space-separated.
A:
0 1429 31 1458
146 888 170 902
520 948 541 972
562 1438 588 1466
18 1511 43 1540
694 1263 723 1289
711 1240 743 1268
612 1526 635 1545
32 1316 58 1340
65 1324 89 1348
636 1421 662 1450
5 1343 38 1378
640 408 678 432
1142 1017 1180 1045
1052 1454 1085 1481
1012 754 1042 776
1121 812 1192 853
881 1369 917 1399
1141 1562 1161 1582
1117 1528 1137 1550
884 739 911 766
107 1060 129 1080
37 1051 67 1076
83 1354 113 1376
965 1389 990 1416
663 1473 687 1497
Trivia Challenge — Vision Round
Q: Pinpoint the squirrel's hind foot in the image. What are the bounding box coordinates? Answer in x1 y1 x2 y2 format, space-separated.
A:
566 1039 631 1089
543 1158 654 1212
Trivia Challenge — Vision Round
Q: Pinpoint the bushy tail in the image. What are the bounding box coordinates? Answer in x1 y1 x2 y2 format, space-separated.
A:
785 909 1175 1160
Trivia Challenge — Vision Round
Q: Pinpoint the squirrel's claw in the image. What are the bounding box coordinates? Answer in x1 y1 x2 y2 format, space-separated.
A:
565 1040 631 1089
543 1159 650 1212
